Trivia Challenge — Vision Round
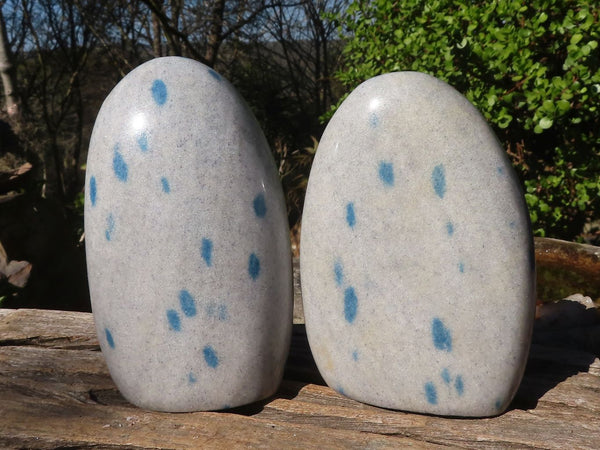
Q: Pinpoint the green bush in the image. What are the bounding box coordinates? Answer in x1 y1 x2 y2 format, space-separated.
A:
331 0 600 241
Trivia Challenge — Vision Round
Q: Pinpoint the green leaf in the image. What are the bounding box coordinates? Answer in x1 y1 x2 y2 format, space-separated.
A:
570 33 583 45
556 99 570 113
581 44 591 56
575 9 589 21
457 37 468 49
497 112 513 128
539 117 553 129
541 99 555 112
525 193 539 206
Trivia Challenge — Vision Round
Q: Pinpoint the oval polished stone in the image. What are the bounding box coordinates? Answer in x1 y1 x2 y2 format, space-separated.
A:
300 72 536 417
84 57 292 412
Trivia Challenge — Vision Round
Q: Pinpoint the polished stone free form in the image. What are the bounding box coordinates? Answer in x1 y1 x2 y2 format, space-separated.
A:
300 72 536 417
84 57 292 412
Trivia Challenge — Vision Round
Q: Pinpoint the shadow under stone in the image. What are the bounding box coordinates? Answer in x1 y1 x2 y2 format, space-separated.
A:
509 300 599 411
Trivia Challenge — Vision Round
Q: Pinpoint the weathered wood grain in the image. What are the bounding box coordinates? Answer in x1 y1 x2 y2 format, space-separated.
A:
1 307 599 449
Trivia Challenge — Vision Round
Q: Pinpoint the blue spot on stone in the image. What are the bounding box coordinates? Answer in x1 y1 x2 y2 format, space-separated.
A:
441 368 451 384
253 193 266 218
113 147 128 182
344 287 358 323
188 372 197 384
495 399 503 410
161 177 170 193
346 202 356 228
152 79 167 106
497 166 505 176
105 214 115 241
201 238 213 267
432 164 446 198
334 261 344 286
378 161 394 187
167 309 181 331
248 253 260 280
207 303 228 321
509 221 516 229
337 386 346 396
203 345 219 368
455 375 464 396
138 132 148 152
458 262 465 273
432 317 452 352
207 303 215 317
425 382 438 405
89 176 97 207
218 304 228 321
352 350 358 361
105 328 115 349
179 290 197 317
446 221 454 236
208 69 221 81
369 112 379 128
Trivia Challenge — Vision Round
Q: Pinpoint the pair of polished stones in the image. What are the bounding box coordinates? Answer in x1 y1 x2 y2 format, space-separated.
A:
85 57 535 417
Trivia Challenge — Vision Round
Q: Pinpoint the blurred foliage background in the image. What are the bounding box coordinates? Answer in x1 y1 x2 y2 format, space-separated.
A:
0 0 598 310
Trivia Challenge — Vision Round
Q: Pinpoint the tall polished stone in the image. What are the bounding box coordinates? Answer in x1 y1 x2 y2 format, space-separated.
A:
301 72 536 417
85 57 292 412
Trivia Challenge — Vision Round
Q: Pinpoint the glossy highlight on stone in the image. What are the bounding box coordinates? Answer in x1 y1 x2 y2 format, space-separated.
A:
85 56 292 412
300 71 536 417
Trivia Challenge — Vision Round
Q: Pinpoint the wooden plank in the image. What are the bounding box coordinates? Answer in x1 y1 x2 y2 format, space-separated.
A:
0 308 99 349
1 308 599 448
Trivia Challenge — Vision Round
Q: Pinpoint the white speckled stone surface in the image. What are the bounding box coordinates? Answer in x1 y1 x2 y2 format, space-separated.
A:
300 72 536 417
84 57 292 412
